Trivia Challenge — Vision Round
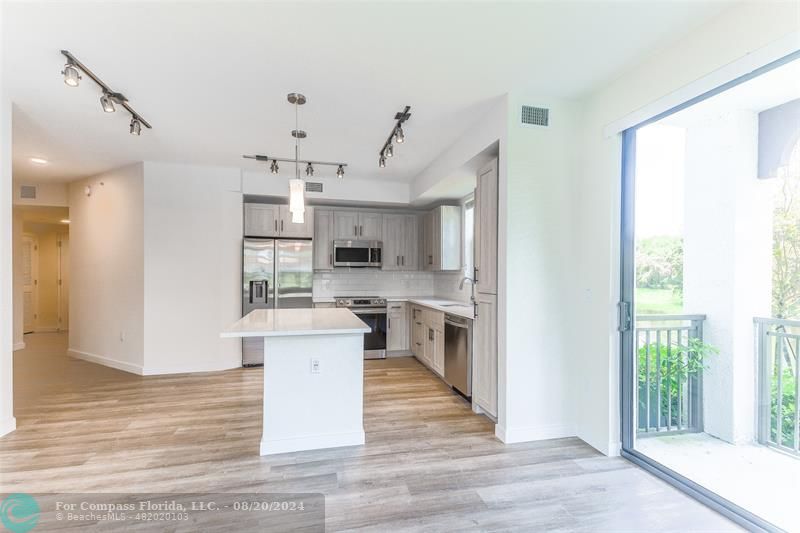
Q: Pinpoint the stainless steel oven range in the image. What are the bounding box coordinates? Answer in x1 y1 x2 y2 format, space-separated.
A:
335 297 387 359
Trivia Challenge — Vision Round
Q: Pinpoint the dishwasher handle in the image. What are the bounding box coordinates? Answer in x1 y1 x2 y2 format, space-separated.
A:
444 316 470 328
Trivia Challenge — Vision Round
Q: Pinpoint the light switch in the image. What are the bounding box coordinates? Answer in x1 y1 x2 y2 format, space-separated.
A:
311 358 321 374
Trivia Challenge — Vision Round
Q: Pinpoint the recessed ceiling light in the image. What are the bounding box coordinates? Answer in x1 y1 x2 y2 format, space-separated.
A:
29 157 48 165
60 219 70 224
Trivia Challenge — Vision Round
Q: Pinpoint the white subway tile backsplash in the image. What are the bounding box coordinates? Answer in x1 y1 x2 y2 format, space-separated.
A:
314 270 472 303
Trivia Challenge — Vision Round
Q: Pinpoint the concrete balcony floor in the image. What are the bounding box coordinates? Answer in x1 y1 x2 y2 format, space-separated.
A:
637 432 800 531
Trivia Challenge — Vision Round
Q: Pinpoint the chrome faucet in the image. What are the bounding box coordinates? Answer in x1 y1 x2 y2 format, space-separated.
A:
459 276 474 290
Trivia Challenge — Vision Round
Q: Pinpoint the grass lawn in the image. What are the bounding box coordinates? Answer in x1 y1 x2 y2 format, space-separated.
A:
636 287 683 315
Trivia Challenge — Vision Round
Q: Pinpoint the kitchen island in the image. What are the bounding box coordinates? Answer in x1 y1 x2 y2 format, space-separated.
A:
222 308 370 455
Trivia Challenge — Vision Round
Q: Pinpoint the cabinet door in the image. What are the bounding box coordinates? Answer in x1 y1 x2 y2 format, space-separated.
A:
411 307 425 358
279 205 314 239
475 160 498 294
387 302 408 352
359 212 383 241
382 214 404 271
334 211 360 240
402 215 419 270
244 203 280 237
432 327 445 376
313 210 334 270
473 292 498 417
424 326 435 368
422 212 434 270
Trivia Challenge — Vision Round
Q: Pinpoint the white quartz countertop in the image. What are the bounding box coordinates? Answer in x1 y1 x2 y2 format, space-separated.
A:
387 297 474 320
221 308 371 338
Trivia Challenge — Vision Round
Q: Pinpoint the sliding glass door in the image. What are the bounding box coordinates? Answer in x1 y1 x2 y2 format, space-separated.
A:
620 52 800 532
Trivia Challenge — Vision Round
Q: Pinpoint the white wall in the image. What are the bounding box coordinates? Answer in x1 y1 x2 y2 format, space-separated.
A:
12 181 68 207
571 2 800 455
12 209 23 349
68 164 145 374
142 162 242 374
498 94 580 443
0 0 17 437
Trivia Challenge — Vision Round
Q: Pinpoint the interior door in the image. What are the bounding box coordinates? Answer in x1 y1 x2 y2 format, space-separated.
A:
22 235 38 333
58 234 69 331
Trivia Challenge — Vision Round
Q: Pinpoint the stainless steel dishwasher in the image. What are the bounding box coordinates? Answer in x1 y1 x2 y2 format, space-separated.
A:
444 314 472 398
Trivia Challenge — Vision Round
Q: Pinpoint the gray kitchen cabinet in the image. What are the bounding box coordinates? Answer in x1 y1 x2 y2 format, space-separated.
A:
387 302 409 353
244 203 280 237
411 306 425 358
244 203 313 239
382 214 404 271
359 212 383 241
334 211 383 241
475 159 498 294
431 326 444 376
382 214 419 271
313 209 334 270
472 292 498 417
423 206 461 271
334 211 360 240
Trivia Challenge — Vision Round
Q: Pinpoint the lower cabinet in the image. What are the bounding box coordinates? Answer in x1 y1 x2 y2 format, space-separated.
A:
410 305 445 377
411 306 425 358
472 292 498 417
387 302 409 353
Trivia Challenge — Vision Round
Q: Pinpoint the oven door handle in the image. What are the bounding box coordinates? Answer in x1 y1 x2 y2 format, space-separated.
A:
351 308 388 315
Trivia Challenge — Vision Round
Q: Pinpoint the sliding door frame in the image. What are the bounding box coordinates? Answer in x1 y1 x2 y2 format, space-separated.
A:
618 49 800 533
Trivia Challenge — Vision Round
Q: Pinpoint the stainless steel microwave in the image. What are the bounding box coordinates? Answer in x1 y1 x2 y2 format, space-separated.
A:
333 240 382 268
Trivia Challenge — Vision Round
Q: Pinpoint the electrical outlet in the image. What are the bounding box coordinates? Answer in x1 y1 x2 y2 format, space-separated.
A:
310 358 321 374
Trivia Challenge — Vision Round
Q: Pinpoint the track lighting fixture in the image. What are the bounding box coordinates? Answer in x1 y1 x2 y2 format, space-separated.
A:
270 160 279 174
378 106 411 168
62 60 81 87
337 165 345 179
306 162 314 177
100 92 115 113
60 50 152 135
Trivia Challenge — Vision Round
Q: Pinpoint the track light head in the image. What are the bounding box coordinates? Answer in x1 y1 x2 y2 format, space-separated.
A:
100 93 115 113
270 160 279 174
394 125 405 144
336 165 344 179
62 61 81 87
129 118 142 136
306 162 314 177
379 155 386 168
385 143 394 158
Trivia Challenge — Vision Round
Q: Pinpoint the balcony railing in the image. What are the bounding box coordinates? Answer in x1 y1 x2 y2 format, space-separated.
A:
636 315 706 436
755 317 800 457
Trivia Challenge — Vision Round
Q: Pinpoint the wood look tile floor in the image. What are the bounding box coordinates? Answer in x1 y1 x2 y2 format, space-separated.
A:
2 333 738 532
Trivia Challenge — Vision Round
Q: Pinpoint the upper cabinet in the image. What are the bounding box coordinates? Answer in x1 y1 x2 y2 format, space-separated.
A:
423 206 461 272
313 209 334 270
475 160 498 294
334 211 383 241
244 203 314 239
382 214 419 271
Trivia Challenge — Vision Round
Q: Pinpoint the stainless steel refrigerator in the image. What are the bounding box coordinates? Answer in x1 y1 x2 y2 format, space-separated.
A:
242 238 313 366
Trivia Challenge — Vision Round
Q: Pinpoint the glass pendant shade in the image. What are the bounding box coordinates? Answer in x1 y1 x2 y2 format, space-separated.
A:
288 178 305 223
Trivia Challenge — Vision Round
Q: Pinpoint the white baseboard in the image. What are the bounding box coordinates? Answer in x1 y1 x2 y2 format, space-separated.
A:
0 417 16 438
67 348 144 375
260 430 365 456
35 326 60 333
496 423 575 444
13 341 25 351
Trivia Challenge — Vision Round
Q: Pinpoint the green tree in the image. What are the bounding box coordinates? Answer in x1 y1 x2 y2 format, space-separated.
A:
772 151 800 320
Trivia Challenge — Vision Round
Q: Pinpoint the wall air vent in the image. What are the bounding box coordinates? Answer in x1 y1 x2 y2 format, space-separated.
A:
305 182 323 193
19 185 37 199
521 105 549 127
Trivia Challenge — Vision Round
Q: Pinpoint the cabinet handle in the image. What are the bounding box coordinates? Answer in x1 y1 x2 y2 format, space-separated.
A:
354 225 358 236
396 255 400 266
274 220 278 232
401 255 405 266
329 253 332 266
474 301 479 318
281 220 284 232
474 266 479 283
360 225 363 236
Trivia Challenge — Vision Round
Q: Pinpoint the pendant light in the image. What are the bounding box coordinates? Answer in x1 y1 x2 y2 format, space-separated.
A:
288 93 306 224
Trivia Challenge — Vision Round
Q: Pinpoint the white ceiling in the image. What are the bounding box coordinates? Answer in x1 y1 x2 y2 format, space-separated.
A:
4 1 738 185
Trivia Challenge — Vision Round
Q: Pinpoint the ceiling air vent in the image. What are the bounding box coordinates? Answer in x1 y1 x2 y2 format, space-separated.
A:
521 105 549 127
19 185 37 199
305 182 323 193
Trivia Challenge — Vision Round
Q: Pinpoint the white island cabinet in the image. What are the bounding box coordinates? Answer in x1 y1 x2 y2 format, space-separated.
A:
222 308 370 455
